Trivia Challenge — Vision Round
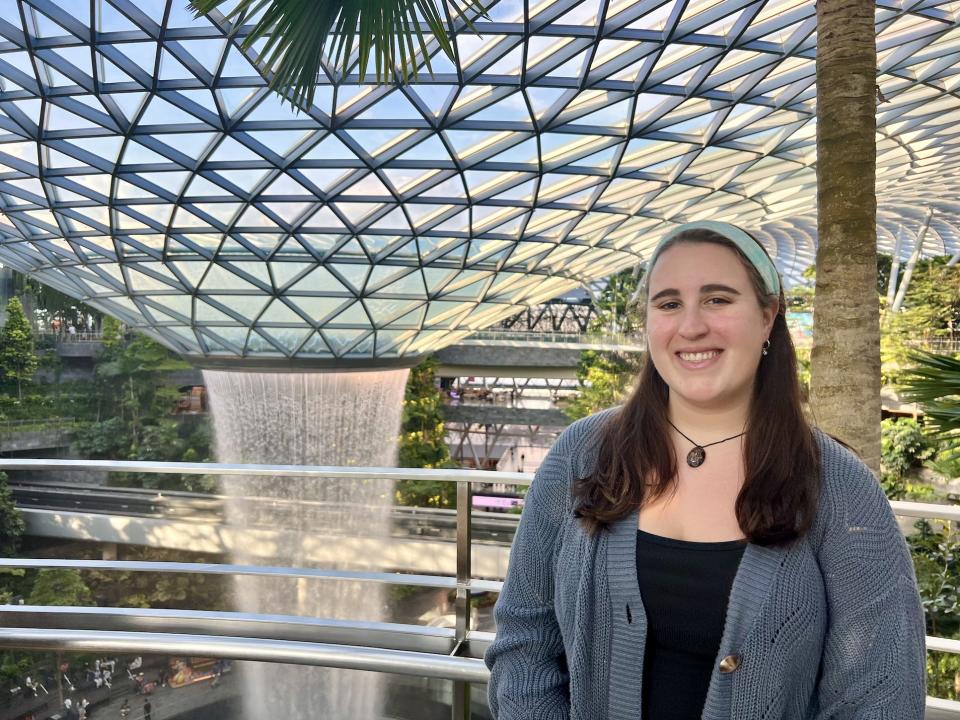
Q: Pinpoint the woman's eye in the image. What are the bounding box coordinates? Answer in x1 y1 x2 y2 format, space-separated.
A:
657 301 680 310
706 297 731 305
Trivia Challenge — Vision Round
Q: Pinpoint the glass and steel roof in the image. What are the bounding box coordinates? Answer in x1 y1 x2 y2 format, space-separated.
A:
0 0 958 361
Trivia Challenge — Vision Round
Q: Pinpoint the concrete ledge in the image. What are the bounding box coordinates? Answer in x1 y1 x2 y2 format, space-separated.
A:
21 508 513 581
441 405 570 426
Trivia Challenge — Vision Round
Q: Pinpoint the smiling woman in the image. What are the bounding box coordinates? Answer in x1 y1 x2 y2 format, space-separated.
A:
484 221 927 720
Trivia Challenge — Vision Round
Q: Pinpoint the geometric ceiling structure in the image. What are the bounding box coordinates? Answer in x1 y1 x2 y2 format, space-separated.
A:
0 1 958 363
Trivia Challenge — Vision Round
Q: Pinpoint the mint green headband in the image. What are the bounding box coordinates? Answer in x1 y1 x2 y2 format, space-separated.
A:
650 220 781 296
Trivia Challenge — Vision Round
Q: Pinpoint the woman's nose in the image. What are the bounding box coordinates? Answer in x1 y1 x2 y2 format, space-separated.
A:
678 306 709 338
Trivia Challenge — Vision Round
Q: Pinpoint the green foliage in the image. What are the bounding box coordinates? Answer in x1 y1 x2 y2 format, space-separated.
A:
188 0 486 109
15 272 100 327
588 267 644 335
101 315 124 351
881 258 960 382
66 330 215 491
0 471 25 558
565 350 641 421
881 417 936 479
86 547 232 611
0 654 32 684
73 417 128 459
565 269 646 420
26 569 92 606
900 351 960 436
397 357 456 507
910 520 960 637
926 443 960 482
910 519 960 697
0 297 38 400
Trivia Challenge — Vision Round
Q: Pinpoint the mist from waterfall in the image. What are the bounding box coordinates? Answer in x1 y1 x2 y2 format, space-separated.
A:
203 368 410 720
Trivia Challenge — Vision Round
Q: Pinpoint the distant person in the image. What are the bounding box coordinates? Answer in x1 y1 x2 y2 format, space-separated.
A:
25 675 46 696
142 699 152 720
63 698 80 720
119 699 130 719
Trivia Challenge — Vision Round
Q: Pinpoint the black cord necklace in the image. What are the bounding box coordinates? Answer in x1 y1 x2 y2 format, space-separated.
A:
666 419 746 468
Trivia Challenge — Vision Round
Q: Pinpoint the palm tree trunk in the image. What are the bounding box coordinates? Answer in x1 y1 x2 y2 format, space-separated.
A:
811 0 880 471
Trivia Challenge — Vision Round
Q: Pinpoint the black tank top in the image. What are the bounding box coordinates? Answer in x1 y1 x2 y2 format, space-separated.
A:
635 529 747 720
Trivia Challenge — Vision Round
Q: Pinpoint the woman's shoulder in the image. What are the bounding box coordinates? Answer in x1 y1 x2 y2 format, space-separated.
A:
811 428 892 526
553 406 620 456
525 407 620 511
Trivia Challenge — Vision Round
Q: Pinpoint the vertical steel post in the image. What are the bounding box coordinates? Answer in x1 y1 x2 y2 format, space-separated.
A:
892 208 934 313
452 479 473 720
886 226 904 307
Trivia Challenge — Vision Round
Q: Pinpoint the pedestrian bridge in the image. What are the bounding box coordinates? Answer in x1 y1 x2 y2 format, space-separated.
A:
2 459 959 720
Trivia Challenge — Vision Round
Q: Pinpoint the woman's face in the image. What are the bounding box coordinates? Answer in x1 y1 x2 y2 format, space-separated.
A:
646 241 775 412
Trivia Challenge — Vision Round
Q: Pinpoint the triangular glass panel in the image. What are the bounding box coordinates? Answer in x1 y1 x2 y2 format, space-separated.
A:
356 90 423 120
301 133 357 161
159 50 194 81
422 267 458 294
120 141 171 165
364 299 423 325
375 329 416 354
206 136 263 164
410 84 456 115
258 299 305 324
297 331 332 355
367 264 418 292
262 173 316 197
322 328 369 355
296 233 340 256
176 39 227 70
157 131 217 160
185 175 236 197
288 265 347 294
328 301 372 327
140 94 198 125
329 263 370 293
286 296 350 324
218 87 258 118
270 261 313 289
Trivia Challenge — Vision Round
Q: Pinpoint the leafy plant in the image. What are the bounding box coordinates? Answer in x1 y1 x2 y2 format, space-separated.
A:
0 297 38 400
189 0 488 109
397 356 456 507
565 268 645 421
900 351 960 436
881 417 936 479
0 471 25 558
26 569 92 607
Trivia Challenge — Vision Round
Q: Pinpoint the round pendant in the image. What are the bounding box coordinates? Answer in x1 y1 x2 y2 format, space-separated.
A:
686 446 706 468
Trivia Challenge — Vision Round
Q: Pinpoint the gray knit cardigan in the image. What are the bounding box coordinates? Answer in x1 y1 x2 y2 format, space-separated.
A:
484 409 927 719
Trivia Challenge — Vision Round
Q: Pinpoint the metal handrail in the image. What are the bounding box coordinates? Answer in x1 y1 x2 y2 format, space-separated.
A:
5 459 960 718
0 458 532 483
0 605 494 658
0 628 488 683
0 558 502 593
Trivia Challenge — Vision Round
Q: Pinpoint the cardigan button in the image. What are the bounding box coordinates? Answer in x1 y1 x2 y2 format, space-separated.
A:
719 654 741 673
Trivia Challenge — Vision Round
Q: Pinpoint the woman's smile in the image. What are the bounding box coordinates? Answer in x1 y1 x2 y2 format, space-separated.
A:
675 349 723 369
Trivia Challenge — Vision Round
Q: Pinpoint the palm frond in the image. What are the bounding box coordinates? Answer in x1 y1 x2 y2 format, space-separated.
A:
900 351 960 435
189 0 487 111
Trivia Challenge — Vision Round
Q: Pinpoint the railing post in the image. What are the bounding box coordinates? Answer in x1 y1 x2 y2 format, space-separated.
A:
453 479 473 720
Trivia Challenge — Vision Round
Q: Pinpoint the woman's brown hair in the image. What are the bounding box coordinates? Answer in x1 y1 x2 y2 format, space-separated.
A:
573 228 820 546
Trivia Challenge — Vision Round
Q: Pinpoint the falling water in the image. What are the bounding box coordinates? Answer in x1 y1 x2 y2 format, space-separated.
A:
203 368 410 720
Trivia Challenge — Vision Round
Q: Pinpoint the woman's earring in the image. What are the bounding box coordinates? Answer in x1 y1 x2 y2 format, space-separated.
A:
762 339 771 356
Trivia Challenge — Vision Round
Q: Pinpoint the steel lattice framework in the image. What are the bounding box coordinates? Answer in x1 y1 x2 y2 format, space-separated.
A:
0 0 958 362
